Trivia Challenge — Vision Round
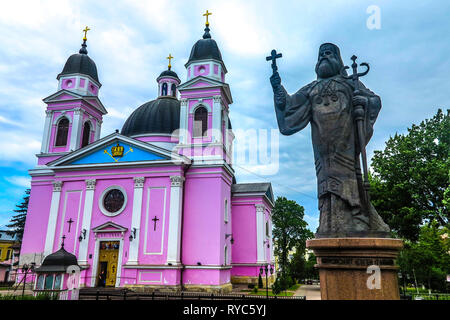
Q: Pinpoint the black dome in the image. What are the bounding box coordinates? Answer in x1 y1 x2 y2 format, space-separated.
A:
158 69 180 81
58 42 99 83
36 247 79 272
186 27 223 65
121 97 180 136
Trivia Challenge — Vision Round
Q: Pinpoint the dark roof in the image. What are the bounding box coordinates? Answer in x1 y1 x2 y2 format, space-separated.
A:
231 182 274 204
158 69 180 81
57 41 99 83
0 231 17 241
186 27 223 65
121 97 180 136
35 247 79 273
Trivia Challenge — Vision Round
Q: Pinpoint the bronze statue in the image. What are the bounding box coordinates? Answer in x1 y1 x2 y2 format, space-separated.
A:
268 43 390 238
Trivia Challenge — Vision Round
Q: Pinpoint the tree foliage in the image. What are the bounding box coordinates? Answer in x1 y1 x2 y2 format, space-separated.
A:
370 109 449 241
6 188 30 241
272 196 313 276
398 222 450 291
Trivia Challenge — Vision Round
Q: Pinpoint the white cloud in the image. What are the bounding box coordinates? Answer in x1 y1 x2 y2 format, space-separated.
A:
4 176 30 188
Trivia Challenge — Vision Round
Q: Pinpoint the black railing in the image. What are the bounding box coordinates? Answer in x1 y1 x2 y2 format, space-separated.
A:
80 288 306 301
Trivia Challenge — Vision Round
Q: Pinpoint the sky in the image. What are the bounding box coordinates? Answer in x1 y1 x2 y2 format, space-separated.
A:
0 0 449 232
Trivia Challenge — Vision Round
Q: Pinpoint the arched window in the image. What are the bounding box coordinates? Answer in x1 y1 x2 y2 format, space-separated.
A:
171 83 176 97
162 83 168 96
193 107 208 137
55 118 69 146
81 122 91 148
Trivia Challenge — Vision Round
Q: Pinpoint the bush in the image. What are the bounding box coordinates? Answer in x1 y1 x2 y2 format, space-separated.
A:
248 283 255 289
258 274 263 289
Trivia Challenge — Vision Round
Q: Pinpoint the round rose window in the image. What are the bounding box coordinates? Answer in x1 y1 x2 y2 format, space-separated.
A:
103 189 125 213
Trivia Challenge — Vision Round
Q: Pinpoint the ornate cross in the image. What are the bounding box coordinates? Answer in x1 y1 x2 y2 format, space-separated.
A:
152 216 160 231
167 54 173 70
82 26 90 41
266 49 282 73
67 218 74 233
203 10 212 26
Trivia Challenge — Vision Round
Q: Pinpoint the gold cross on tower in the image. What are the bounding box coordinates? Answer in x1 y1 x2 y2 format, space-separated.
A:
203 10 212 27
167 54 173 70
82 26 91 41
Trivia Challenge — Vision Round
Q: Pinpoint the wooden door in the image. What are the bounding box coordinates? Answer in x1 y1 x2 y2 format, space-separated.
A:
97 241 120 287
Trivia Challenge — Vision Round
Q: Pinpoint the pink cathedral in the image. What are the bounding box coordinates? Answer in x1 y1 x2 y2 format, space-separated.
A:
19 22 275 293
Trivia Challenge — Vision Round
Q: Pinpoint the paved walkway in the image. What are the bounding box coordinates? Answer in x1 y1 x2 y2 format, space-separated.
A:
294 284 321 300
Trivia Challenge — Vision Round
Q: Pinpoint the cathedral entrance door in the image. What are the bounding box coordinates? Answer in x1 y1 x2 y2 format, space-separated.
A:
97 241 120 287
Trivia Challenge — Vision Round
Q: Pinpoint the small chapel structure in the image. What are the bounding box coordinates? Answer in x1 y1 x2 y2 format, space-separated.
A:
19 15 275 293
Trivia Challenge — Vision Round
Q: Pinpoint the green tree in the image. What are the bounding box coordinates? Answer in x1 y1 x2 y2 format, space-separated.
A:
370 109 449 241
6 188 30 241
304 253 319 280
288 249 306 283
272 196 313 287
398 222 450 291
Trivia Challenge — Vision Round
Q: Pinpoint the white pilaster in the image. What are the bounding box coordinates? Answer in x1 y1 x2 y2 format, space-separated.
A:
179 99 188 144
166 176 185 265
269 219 275 263
255 204 265 264
212 95 222 143
95 119 102 141
69 108 83 151
41 110 53 153
44 181 63 256
127 177 145 265
78 179 96 265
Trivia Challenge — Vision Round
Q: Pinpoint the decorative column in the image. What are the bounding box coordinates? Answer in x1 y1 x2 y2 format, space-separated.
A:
40 110 53 153
127 177 145 265
166 176 185 265
44 181 63 256
255 204 265 264
212 95 222 143
69 108 83 151
179 99 188 144
78 179 96 265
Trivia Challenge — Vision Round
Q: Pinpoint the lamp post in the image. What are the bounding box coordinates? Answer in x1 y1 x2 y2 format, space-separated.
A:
259 264 274 299
21 263 35 297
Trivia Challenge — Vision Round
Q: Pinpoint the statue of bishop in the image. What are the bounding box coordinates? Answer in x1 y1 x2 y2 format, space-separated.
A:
270 43 390 238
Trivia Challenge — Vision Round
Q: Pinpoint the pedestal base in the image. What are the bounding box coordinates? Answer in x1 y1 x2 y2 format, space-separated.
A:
306 238 403 300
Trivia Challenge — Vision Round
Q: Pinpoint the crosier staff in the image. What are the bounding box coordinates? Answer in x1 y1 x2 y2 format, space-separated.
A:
341 55 371 212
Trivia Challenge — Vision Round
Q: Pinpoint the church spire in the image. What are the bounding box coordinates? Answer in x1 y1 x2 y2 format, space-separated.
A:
167 53 174 70
202 10 212 39
79 26 90 54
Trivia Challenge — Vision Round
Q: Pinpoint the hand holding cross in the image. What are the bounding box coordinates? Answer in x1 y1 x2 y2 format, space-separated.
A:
266 49 282 74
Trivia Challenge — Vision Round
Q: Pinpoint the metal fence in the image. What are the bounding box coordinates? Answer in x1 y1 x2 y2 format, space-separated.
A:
79 288 306 301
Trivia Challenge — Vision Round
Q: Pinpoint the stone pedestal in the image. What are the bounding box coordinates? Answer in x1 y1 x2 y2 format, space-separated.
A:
306 238 403 300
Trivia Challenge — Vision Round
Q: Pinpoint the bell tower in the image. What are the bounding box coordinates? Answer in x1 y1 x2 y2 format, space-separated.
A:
38 27 107 165
176 16 234 165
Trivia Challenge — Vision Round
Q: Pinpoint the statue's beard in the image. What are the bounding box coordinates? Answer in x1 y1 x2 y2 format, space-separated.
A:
315 58 340 79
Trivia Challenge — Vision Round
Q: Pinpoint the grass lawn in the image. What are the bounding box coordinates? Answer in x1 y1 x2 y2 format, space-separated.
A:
247 289 295 297
287 283 301 291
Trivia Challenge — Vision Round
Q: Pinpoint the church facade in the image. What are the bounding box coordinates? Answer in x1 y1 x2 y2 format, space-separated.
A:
19 21 275 292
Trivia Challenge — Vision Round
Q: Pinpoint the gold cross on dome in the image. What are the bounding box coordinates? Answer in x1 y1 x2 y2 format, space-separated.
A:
203 10 212 26
167 54 174 69
82 26 90 41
